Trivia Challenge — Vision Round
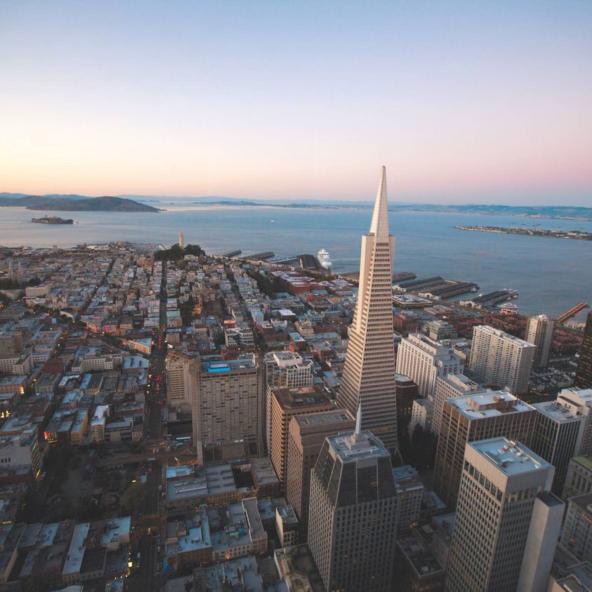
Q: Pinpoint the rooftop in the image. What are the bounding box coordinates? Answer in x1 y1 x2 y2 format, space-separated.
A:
470 438 551 477
450 391 533 419
201 353 257 374
533 400 583 423
329 430 390 463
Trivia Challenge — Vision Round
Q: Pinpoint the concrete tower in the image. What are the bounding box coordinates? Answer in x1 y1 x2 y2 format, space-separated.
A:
337 166 398 452
526 314 554 368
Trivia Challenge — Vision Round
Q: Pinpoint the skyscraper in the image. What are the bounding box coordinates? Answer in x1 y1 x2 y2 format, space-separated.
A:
526 314 554 369
264 351 314 451
268 385 332 488
468 325 536 394
337 166 398 452
576 312 592 388
434 391 536 506
285 408 355 536
446 438 562 592
192 354 262 463
308 410 399 592
531 399 584 494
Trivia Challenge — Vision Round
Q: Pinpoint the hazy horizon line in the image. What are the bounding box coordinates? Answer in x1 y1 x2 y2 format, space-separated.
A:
1 191 591 209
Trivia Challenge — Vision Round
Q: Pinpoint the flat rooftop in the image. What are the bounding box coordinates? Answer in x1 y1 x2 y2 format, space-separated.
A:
295 409 353 429
470 438 551 477
329 431 391 463
201 354 257 373
450 391 533 419
273 386 330 410
533 401 583 423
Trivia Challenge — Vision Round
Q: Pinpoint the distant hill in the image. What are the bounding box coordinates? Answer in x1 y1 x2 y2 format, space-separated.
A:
0 194 159 212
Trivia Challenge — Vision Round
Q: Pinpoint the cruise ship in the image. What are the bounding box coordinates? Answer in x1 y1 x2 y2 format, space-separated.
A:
317 248 332 270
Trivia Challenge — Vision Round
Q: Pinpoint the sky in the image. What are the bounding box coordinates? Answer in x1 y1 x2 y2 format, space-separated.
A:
0 1 591 205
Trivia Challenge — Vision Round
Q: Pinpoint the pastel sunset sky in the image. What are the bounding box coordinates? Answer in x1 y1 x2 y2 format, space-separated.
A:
1 1 591 204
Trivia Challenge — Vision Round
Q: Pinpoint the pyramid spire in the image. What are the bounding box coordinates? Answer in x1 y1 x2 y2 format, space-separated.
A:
369 165 390 241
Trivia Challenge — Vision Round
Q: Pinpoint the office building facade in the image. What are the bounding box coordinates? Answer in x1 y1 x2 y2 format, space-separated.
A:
526 314 554 369
434 391 536 506
447 438 561 592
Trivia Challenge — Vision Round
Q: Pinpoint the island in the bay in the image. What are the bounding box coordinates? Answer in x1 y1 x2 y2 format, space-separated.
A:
31 216 74 225
0 194 159 212
456 225 592 241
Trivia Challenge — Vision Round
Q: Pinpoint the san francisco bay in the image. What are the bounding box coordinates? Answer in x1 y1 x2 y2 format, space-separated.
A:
1 203 590 317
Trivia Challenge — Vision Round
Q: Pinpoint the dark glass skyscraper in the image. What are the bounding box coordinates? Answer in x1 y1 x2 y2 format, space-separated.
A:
307 411 399 592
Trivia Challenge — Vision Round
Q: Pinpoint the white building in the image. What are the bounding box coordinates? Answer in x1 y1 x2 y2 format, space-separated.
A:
447 438 562 592
263 351 313 451
337 167 399 452
556 388 592 455
396 334 463 400
468 325 536 394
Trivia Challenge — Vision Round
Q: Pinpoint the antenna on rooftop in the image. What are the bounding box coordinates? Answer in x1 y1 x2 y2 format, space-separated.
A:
354 404 362 441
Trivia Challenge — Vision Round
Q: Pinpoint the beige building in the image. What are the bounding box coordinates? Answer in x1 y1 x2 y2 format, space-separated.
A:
434 391 536 507
263 351 314 451
337 166 399 452
166 350 199 412
285 408 354 535
468 325 536 394
192 354 262 463
396 334 464 400
447 438 562 592
556 388 592 455
432 373 481 435
526 314 554 369
269 385 332 487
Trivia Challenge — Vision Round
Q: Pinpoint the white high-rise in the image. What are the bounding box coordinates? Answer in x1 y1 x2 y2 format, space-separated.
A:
468 325 536 394
526 314 554 368
337 166 398 451
396 334 464 399
264 351 314 451
446 438 563 592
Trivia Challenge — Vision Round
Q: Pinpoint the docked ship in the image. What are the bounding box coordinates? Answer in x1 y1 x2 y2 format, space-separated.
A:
317 248 332 270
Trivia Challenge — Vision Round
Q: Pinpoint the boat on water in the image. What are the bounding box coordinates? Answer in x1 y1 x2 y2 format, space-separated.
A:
317 248 332 270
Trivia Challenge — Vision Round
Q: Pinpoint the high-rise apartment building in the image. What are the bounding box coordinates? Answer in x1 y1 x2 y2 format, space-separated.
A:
576 313 592 388
434 391 536 506
166 351 199 412
269 385 332 487
337 167 399 452
557 388 592 455
531 400 584 494
192 354 262 463
396 334 464 400
264 351 314 450
285 408 354 536
468 325 536 394
308 415 399 592
447 438 562 592
526 314 555 368
432 373 481 435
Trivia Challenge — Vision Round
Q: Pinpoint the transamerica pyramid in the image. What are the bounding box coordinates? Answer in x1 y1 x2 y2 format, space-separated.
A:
337 166 398 452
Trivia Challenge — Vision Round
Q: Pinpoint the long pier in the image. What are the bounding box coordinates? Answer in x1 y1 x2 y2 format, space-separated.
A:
557 302 589 324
